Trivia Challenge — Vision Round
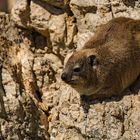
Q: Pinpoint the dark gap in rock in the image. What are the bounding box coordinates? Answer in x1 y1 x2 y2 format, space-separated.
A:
122 0 138 8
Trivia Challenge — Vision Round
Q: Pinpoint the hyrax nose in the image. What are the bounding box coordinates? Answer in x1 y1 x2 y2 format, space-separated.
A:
61 72 67 82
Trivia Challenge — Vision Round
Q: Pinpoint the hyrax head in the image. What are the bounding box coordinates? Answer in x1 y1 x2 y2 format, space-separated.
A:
61 49 99 93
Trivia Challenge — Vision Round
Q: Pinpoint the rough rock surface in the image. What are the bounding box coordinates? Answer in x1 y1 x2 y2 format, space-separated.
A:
0 0 140 139
0 14 48 140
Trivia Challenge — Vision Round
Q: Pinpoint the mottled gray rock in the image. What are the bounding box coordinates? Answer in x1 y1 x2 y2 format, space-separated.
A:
11 0 77 50
0 14 48 140
47 86 140 140
111 0 140 19
70 0 112 33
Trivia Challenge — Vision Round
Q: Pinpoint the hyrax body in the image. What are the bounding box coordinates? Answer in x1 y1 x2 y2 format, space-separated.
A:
61 17 140 98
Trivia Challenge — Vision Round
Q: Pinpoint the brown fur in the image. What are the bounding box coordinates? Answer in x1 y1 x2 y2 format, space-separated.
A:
61 17 140 98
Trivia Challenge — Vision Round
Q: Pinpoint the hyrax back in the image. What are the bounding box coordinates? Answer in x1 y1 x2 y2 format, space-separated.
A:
61 17 140 98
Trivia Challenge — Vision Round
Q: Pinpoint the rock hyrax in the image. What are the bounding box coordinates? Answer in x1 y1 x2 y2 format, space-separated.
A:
61 17 140 98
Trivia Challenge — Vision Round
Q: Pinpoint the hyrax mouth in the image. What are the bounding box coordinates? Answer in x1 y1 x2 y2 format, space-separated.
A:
61 72 81 86
66 79 78 85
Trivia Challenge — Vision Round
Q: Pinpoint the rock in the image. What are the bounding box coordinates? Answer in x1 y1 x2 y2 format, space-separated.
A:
0 14 48 139
2 0 140 139
65 16 77 47
48 86 140 139
70 0 112 33
48 13 66 48
111 0 140 19
12 0 66 40
11 0 30 27
74 31 94 50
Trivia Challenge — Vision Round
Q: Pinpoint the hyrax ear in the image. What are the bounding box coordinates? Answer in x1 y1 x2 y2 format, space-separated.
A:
87 55 98 66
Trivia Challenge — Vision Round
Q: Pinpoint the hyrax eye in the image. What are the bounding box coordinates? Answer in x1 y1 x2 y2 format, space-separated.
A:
73 67 81 72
